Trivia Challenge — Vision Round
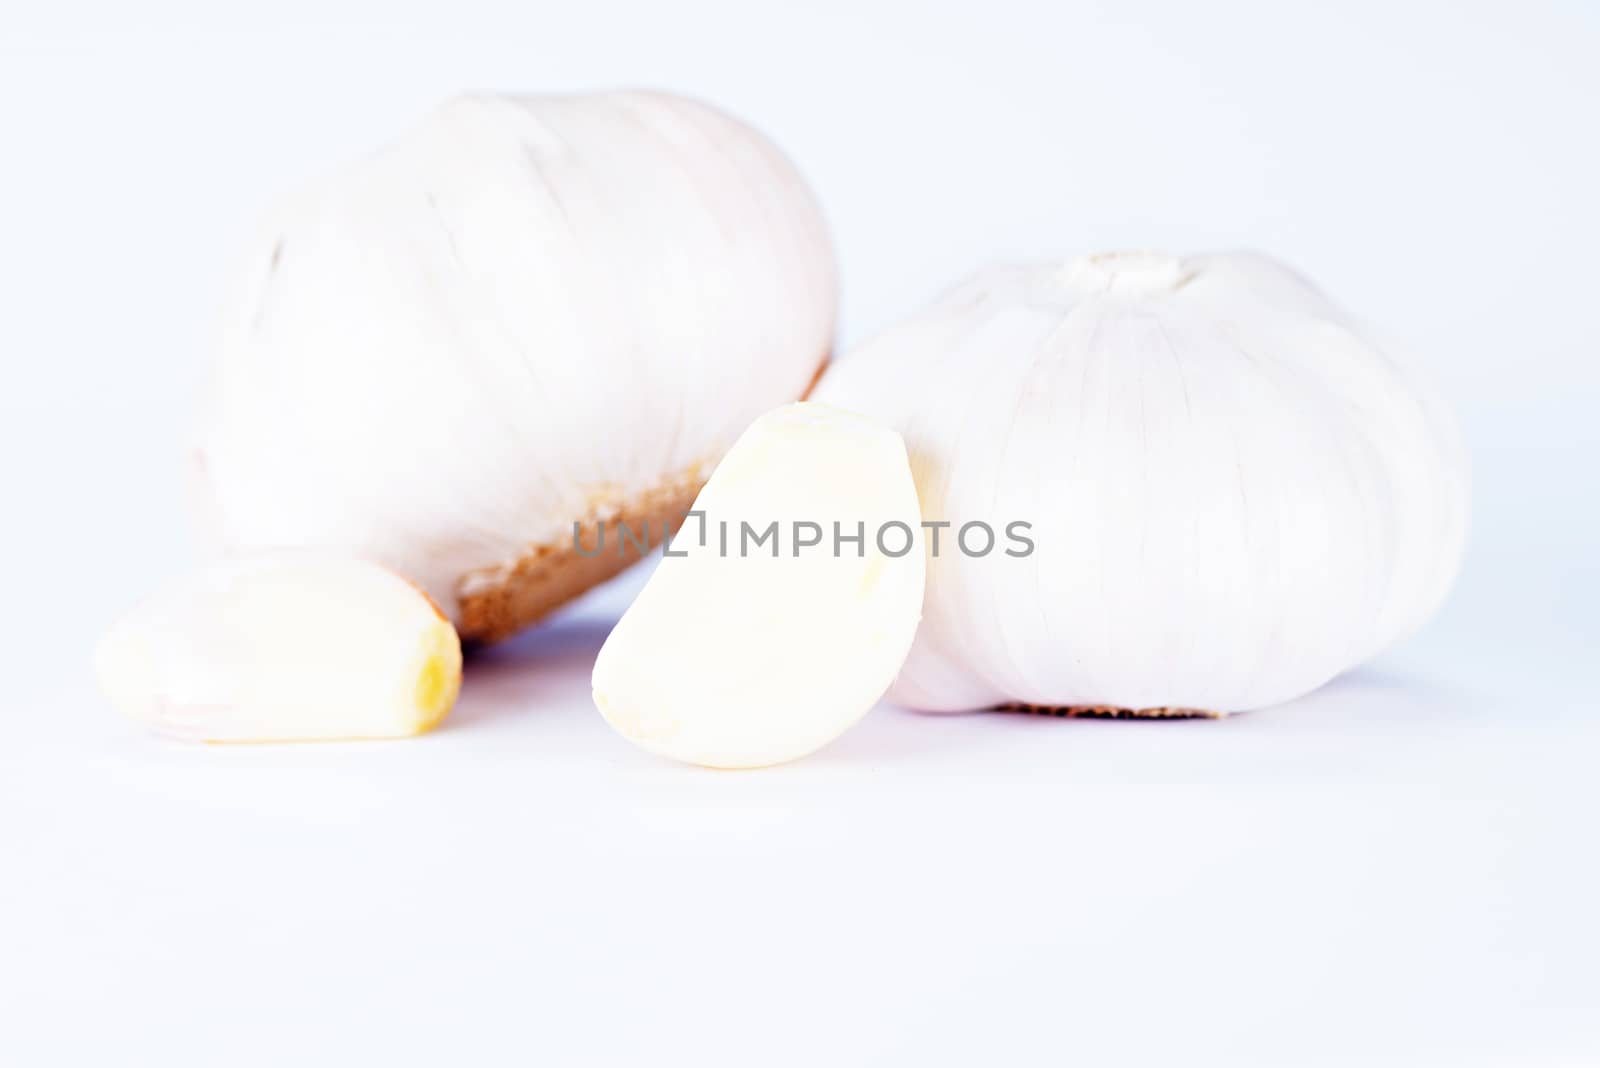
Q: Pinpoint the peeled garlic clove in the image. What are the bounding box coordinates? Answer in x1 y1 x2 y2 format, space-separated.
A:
95 556 462 743
815 251 1469 714
592 403 925 768
198 91 837 644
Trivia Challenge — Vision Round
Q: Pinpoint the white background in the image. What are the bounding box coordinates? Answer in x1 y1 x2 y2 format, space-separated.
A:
3 2 1597 1064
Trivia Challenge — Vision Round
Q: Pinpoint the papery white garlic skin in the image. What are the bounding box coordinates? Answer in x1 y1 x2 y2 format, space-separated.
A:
592 403 926 769
814 251 1468 714
198 91 836 642
95 555 462 742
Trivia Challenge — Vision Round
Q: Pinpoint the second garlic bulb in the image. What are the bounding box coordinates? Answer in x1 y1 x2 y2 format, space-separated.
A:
816 251 1468 714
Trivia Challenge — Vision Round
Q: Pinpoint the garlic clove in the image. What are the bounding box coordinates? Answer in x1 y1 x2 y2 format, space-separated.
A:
95 555 462 743
814 251 1468 715
591 403 925 769
200 92 837 645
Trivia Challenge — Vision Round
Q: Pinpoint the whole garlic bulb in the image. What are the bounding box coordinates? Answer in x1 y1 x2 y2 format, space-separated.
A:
197 91 836 641
815 251 1468 714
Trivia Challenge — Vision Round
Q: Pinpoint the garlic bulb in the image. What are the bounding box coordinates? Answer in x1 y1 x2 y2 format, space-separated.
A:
814 251 1468 714
592 403 925 768
197 91 836 642
96 555 462 742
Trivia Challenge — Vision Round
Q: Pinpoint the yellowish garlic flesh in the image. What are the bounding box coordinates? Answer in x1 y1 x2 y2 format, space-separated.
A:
592 403 926 769
95 556 462 743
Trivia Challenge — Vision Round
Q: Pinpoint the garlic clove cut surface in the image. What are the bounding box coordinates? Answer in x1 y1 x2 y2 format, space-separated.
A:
591 403 926 769
815 251 1469 715
95 555 462 743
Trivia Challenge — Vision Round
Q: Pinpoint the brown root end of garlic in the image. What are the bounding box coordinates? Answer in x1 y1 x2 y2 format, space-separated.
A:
1004 704 1227 720
455 467 708 643
455 347 833 645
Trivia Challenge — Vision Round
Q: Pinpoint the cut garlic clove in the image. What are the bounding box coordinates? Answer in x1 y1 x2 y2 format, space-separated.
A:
592 403 925 769
95 555 462 743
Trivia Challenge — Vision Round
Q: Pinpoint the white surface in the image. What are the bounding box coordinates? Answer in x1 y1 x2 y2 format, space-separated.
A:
2 1 1597 1064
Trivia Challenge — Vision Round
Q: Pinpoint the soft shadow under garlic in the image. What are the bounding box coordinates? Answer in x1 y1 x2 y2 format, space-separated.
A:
888 663 1476 731
444 616 615 731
